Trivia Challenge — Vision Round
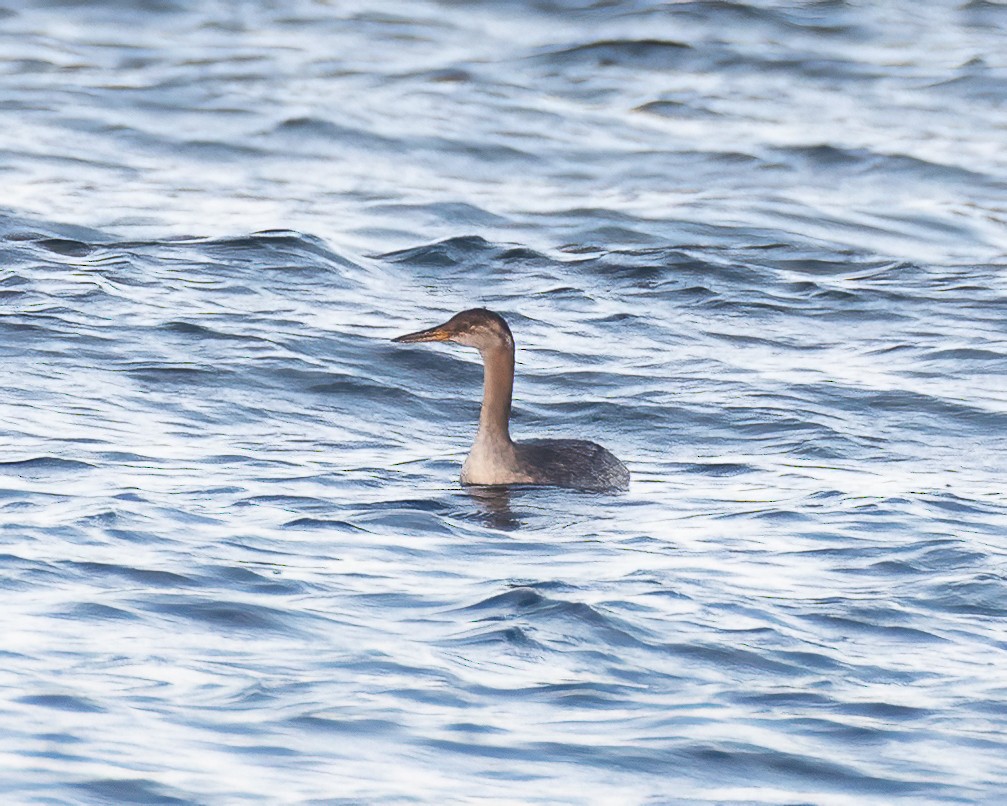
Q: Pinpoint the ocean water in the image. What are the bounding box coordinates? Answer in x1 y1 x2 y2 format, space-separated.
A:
2 1 1007 803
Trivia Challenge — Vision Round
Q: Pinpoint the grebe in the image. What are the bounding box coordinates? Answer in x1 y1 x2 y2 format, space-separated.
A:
393 308 629 492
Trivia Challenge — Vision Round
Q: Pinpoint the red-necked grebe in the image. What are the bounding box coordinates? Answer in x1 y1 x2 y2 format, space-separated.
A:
393 308 629 492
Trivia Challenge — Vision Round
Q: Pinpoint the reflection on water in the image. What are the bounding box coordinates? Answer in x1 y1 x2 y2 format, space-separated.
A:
465 485 521 531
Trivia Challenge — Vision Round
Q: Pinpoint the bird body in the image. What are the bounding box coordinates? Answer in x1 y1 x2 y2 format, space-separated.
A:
393 308 629 492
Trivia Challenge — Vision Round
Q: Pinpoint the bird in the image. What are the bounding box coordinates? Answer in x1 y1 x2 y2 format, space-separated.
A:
392 308 629 491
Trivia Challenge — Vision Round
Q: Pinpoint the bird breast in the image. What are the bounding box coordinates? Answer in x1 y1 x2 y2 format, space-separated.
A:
461 434 534 486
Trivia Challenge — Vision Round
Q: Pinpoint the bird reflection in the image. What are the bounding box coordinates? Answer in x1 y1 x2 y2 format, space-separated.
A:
464 484 520 530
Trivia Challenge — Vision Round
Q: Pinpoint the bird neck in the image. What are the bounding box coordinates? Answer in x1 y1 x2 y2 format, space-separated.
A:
476 342 514 446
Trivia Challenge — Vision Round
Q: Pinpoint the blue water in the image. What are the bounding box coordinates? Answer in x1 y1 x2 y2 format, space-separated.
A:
2 1 1007 803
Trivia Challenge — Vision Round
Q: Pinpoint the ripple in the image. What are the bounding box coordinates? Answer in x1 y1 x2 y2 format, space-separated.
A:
0 458 95 476
17 694 104 713
73 779 190 806
536 39 694 69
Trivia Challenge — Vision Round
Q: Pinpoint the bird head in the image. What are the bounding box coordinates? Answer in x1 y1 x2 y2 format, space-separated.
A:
392 308 513 352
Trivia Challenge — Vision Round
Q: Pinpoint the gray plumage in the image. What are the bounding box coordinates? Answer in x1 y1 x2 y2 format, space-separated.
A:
515 439 630 492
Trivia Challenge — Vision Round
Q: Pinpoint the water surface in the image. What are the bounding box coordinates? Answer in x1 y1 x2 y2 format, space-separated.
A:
2 1 1006 803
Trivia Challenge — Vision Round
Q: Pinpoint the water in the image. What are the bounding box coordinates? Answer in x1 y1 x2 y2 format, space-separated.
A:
2 1 1006 803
